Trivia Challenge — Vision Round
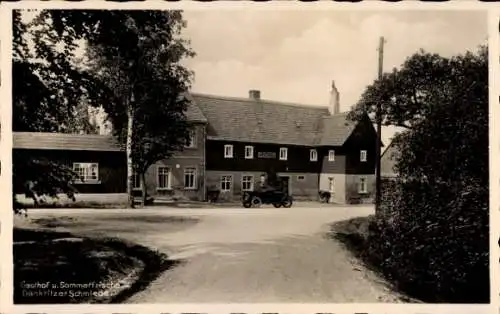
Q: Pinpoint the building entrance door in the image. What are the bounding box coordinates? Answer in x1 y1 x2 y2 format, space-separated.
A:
279 176 291 195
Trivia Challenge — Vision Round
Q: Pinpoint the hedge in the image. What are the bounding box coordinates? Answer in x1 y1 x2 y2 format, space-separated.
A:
367 178 489 303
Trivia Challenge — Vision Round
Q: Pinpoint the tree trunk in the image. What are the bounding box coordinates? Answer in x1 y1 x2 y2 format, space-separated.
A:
126 101 135 209
141 172 147 206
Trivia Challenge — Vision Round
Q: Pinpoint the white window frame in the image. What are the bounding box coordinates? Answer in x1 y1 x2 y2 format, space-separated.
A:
184 167 197 190
133 172 142 190
73 162 100 184
358 177 368 194
245 146 254 159
241 175 254 191
328 177 335 193
157 166 171 190
185 129 197 148
360 150 367 162
310 149 317 162
279 147 288 161
328 150 335 162
221 175 233 192
224 144 234 158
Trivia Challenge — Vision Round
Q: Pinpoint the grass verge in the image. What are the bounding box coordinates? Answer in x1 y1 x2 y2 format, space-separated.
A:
14 228 180 304
328 216 419 303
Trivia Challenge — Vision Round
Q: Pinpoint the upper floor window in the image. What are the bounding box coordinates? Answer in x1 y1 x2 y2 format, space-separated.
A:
360 150 367 162
245 146 254 159
185 129 197 148
224 144 233 158
328 150 335 162
279 147 288 161
73 162 99 184
310 149 317 162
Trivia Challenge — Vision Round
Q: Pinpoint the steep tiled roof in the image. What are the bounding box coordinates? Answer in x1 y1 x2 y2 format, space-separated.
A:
317 113 357 146
13 93 359 151
381 140 400 177
191 93 354 146
185 95 208 123
13 132 123 151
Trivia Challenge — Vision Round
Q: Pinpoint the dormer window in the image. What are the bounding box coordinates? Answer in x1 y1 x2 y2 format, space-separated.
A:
328 150 335 162
279 147 288 161
310 149 318 162
360 150 367 162
245 146 254 159
224 144 233 158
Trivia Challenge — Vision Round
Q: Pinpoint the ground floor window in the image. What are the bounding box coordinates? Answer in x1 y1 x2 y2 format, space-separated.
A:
221 175 233 192
157 166 171 189
241 175 254 191
358 177 368 193
328 177 335 192
73 162 99 183
184 167 197 189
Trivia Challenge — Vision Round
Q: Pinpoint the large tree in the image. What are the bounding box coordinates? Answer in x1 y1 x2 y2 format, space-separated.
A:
349 46 489 302
13 10 195 210
13 10 103 133
84 11 194 206
348 46 487 131
348 45 487 183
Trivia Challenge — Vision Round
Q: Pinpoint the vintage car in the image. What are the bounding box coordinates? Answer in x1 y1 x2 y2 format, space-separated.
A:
242 185 293 208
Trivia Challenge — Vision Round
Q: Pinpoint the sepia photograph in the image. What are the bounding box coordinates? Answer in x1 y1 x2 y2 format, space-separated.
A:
9 6 489 305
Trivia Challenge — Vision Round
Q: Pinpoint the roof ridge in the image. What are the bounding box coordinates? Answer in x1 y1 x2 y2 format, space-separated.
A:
322 112 350 118
14 131 114 138
191 92 330 111
381 140 397 157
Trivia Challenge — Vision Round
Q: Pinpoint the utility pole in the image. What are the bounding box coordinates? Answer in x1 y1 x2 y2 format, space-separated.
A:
375 36 385 215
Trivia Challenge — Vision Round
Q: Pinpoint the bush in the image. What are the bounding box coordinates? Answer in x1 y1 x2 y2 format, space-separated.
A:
318 190 331 203
368 179 489 303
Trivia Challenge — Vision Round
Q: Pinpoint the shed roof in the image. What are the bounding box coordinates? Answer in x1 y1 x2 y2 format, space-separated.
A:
13 132 122 152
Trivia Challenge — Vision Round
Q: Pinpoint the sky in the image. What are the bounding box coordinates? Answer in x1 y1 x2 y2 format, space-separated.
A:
181 10 487 145
18 9 487 145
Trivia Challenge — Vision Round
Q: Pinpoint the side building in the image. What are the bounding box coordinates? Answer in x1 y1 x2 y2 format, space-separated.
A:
380 139 400 180
13 100 207 202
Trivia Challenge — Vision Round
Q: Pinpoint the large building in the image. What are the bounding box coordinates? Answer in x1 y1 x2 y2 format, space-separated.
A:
13 83 379 204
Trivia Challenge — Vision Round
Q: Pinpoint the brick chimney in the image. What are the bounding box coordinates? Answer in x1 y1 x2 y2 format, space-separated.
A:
249 90 261 100
329 80 340 115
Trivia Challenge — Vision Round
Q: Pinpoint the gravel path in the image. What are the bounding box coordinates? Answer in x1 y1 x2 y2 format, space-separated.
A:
22 205 405 303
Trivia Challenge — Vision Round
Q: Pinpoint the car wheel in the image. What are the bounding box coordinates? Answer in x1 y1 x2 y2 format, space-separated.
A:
282 196 293 208
252 197 262 208
273 203 282 208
